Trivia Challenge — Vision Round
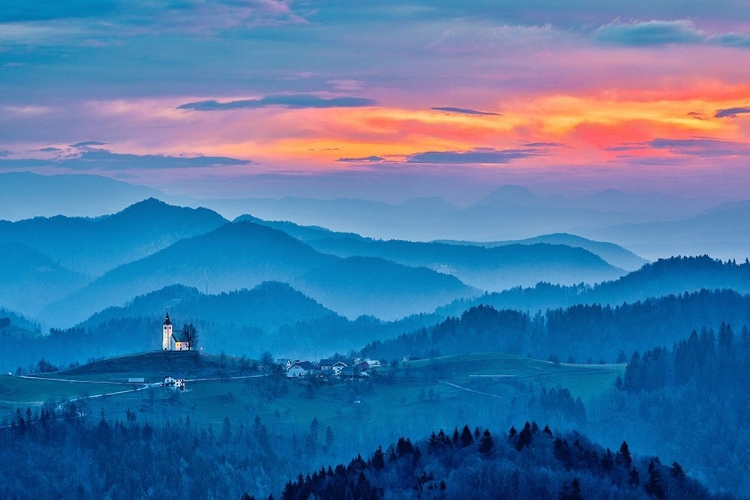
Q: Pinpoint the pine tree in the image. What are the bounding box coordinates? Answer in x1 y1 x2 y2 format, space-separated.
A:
645 459 665 499
516 422 533 451
460 425 474 447
479 429 494 456
670 461 686 480
618 441 632 468
372 446 385 471
628 467 640 487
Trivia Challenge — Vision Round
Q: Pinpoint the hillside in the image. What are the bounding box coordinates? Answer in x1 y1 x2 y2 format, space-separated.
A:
271 422 718 500
295 256 475 319
365 289 750 364
60 350 234 380
306 238 624 290
42 221 334 326
235 216 627 288
436 255 750 318
484 233 647 271
0 242 90 315
43 221 475 326
0 198 228 276
81 282 338 334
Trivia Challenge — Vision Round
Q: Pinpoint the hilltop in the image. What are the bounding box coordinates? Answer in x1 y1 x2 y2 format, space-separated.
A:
0 198 228 276
58 350 248 381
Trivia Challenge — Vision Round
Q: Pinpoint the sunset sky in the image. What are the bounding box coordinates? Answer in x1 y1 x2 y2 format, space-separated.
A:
1 1 750 202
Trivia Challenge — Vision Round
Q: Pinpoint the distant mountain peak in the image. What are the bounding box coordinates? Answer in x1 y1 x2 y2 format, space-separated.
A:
476 185 543 207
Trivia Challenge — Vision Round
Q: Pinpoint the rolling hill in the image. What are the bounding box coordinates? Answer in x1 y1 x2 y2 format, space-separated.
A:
235 216 628 288
445 232 649 271
435 255 750 321
295 255 473 319
305 238 624 291
81 282 338 334
43 221 476 326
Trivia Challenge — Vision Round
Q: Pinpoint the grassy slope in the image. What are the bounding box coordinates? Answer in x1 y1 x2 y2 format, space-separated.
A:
0 352 623 440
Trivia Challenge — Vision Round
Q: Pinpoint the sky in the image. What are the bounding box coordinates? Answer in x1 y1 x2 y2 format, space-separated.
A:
1 0 749 203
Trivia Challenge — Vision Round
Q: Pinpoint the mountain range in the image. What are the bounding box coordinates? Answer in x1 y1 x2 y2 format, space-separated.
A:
1 172 746 261
40 220 476 326
236 215 628 288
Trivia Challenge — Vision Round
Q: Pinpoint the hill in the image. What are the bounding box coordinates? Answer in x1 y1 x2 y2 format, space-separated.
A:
41 221 334 326
43 221 475 326
436 255 750 318
0 198 228 276
81 282 338 334
365 289 750 365
0 242 90 316
452 232 648 271
59 350 233 380
306 238 624 290
295 256 474 319
235 216 627 289
270 422 719 500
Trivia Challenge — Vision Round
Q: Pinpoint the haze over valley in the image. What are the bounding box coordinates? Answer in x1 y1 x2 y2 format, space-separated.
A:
3 1 750 498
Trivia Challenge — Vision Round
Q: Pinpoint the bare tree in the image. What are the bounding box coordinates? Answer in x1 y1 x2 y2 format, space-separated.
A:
181 323 199 350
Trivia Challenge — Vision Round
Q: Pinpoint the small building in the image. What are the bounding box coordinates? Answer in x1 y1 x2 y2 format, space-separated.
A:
320 359 347 375
171 328 189 351
163 375 186 390
320 359 345 370
276 359 293 371
287 361 316 378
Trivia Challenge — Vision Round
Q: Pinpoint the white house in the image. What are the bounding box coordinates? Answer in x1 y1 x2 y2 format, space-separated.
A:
287 361 315 378
320 359 347 375
164 375 186 390
276 359 293 371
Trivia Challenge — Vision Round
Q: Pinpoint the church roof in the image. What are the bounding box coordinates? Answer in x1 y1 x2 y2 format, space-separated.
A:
163 312 172 326
172 329 188 342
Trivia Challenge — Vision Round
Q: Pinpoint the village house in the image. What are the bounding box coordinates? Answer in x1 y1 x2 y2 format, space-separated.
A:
286 361 316 378
319 359 347 375
276 359 293 371
163 375 186 390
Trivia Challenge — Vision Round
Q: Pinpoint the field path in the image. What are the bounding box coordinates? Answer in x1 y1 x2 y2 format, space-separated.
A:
438 380 505 399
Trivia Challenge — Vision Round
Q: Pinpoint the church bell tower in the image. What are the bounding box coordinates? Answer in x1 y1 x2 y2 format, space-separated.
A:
162 312 173 350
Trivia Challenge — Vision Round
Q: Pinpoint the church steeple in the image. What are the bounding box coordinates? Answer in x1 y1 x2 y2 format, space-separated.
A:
162 312 173 350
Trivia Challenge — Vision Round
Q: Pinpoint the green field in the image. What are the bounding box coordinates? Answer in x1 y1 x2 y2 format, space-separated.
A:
1 352 624 443
0 375 130 414
55 350 239 382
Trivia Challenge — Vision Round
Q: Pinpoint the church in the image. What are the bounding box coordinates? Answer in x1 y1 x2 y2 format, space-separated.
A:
161 312 189 351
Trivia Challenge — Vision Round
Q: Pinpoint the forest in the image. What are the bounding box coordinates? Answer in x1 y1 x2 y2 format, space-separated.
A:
0 402 726 500
586 323 750 496
361 289 750 363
